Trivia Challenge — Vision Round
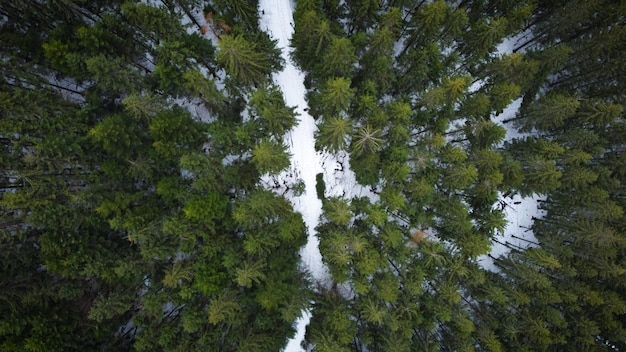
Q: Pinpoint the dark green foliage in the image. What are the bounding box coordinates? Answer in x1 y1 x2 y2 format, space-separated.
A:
316 173 326 200
3 0 626 350
248 85 298 137
212 0 260 32
217 34 280 87
315 116 353 152
1 1 307 351
251 138 291 175
292 0 626 350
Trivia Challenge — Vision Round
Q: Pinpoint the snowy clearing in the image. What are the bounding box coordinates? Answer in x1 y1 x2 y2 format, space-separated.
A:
258 0 379 349
258 0 327 288
478 96 545 270
257 1 325 350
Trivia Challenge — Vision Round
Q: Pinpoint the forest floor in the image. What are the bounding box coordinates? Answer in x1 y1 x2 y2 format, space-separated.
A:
257 1 328 350
479 100 546 270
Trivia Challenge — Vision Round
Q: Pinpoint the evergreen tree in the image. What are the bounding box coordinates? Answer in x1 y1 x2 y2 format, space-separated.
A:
217 34 276 87
318 77 355 116
1 1 311 351
251 138 291 175
315 116 353 152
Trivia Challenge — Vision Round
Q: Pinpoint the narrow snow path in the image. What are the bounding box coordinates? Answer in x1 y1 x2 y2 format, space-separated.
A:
258 1 328 350
258 0 327 286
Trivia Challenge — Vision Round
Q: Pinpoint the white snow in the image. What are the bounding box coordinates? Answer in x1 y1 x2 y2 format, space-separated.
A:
258 0 380 349
478 97 545 270
258 0 327 285
478 193 544 270
257 1 326 351
496 29 533 54
258 0 378 268
477 32 549 270
319 151 379 201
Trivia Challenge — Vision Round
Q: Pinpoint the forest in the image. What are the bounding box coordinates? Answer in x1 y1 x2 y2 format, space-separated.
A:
1 0 625 351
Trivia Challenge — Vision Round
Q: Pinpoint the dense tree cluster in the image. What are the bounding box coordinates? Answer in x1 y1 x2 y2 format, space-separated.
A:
292 0 625 350
1 0 308 350
1 0 624 351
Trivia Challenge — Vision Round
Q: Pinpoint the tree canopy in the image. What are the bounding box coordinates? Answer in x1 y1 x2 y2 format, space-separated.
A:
2 0 625 351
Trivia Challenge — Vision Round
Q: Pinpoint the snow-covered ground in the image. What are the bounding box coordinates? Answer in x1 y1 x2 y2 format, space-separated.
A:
258 0 327 286
258 0 378 275
258 0 380 349
478 35 546 269
255 1 336 350
477 99 545 270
